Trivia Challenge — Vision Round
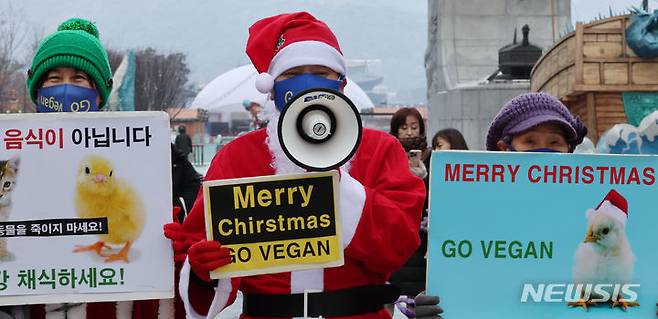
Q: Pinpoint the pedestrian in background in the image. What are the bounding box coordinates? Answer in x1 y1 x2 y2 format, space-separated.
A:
389 107 430 179
388 107 430 312
174 125 193 161
431 128 468 151
486 92 587 153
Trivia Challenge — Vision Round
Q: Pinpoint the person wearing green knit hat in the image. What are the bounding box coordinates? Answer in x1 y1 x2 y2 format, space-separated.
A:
27 17 113 112
24 18 177 319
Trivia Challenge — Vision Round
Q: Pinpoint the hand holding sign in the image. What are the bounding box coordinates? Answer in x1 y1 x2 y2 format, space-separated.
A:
163 222 205 263
188 240 231 282
414 293 443 319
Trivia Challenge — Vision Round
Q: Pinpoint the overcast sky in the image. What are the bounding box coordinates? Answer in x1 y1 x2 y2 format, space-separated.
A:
572 0 657 23
2 0 653 104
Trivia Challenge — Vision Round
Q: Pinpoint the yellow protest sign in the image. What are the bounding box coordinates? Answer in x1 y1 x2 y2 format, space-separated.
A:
203 171 343 279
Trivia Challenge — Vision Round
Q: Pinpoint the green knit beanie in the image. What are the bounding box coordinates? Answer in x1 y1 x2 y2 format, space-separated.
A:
27 18 113 108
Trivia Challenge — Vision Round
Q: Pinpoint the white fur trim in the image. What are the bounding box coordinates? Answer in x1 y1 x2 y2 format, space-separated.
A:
179 258 233 319
269 41 346 79
588 200 627 225
339 168 366 248
158 299 175 319
267 113 306 175
290 269 324 293
116 301 132 319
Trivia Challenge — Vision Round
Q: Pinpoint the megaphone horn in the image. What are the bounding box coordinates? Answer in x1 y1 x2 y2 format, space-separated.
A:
278 88 362 171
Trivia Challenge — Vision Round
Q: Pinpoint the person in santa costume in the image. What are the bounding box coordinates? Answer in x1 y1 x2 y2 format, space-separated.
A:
164 12 442 319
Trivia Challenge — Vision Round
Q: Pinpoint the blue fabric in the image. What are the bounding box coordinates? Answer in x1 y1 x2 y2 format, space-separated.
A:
272 73 341 111
626 10 658 58
36 84 99 113
118 50 136 111
622 92 658 127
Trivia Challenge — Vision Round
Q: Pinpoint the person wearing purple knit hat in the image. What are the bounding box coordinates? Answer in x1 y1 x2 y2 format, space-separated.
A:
486 92 588 153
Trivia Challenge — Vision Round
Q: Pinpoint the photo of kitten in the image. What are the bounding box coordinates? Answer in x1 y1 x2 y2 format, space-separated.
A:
0 155 19 261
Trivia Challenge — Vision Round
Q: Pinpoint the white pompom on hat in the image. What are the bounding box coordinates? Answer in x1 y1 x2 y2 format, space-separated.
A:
246 12 346 93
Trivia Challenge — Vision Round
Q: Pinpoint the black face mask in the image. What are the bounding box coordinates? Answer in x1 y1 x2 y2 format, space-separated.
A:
398 136 427 152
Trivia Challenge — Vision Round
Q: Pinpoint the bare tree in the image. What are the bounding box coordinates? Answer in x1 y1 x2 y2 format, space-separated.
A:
0 3 27 105
134 48 191 111
0 8 193 114
19 25 45 112
23 24 44 65
106 47 123 73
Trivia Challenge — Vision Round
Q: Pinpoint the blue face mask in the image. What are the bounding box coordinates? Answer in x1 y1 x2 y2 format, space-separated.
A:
272 73 342 112
36 84 100 113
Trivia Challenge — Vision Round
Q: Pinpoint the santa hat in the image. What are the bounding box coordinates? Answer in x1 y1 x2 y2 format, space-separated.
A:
586 189 628 225
246 12 346 93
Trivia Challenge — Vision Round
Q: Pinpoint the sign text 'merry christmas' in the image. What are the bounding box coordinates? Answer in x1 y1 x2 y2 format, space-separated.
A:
444 163 655 185
233 184 314 209
204 172 343 279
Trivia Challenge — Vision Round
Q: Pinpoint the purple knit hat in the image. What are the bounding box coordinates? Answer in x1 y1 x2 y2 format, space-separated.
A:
486 92 587 151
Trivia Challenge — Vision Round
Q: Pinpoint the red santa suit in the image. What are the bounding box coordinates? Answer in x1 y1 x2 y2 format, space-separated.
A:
177 113 425 319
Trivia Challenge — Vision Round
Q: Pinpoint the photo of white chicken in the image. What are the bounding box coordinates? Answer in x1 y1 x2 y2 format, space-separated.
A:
569 189 638 311
73 154 145 263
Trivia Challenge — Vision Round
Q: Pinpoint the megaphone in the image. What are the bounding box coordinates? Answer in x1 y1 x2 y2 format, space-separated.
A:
278 88 362 171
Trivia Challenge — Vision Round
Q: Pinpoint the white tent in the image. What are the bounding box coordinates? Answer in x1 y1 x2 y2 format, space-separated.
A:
191 64 374 113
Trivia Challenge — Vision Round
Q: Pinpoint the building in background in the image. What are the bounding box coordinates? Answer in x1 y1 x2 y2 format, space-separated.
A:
361 105 428 133
425 0 571 149
347 59 393 105
167 108 209 142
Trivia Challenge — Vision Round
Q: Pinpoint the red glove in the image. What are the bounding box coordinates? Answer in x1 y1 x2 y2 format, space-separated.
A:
188 240 232 282
164 222 184 241
163 222 205 263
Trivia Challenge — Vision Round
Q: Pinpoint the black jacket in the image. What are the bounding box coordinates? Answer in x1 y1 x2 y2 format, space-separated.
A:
175 133 193 156
389 150 431 296
171 144 202 222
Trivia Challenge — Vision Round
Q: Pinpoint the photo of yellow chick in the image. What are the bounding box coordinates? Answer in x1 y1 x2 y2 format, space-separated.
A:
73 154 145 263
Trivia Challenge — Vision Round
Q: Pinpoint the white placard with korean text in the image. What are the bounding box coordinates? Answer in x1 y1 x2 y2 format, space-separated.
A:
0 112 173 305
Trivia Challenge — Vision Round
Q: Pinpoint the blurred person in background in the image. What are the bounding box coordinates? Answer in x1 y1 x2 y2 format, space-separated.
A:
388 107 431 315
431 128 468 151
175 125 193 161
389 107 430 179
